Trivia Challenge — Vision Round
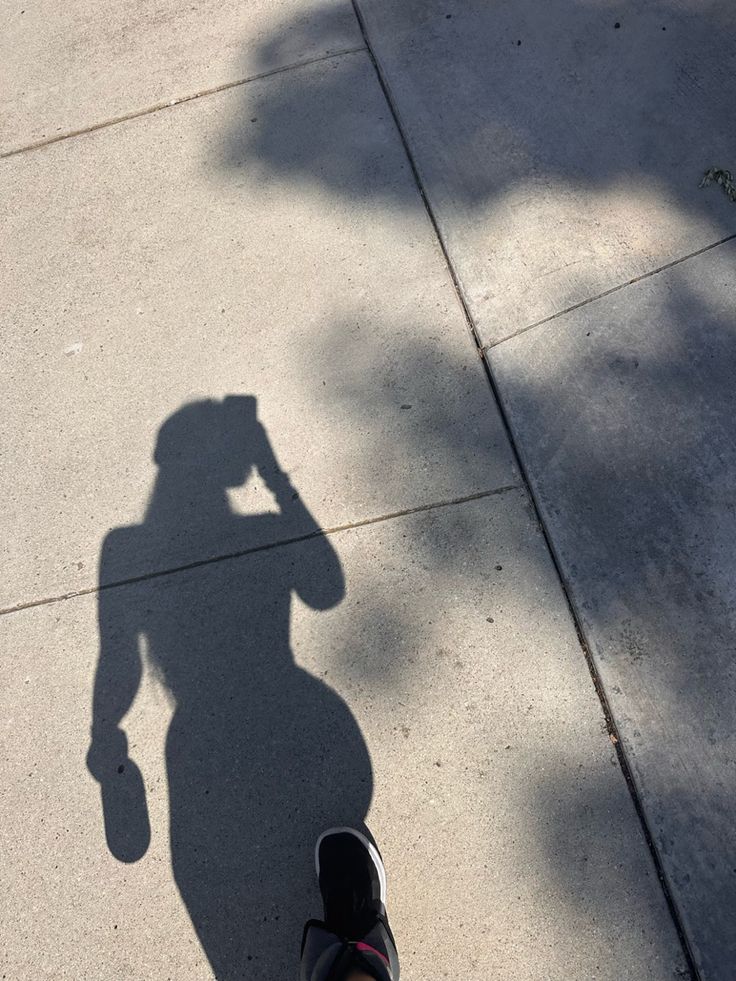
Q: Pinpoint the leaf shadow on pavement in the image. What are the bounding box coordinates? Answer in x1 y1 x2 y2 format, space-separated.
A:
226 0 736 227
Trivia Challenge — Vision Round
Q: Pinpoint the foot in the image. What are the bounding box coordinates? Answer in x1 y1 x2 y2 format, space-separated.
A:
315 827 388 940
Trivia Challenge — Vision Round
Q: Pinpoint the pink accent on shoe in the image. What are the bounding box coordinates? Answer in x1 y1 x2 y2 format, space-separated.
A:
356 941 389 965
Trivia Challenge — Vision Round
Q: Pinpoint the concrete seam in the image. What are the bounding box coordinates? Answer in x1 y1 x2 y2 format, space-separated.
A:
0 485 521 616
0 46 367 160
484 232 736 351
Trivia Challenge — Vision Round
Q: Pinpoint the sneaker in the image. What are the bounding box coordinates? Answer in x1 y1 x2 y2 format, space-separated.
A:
315 827 388 941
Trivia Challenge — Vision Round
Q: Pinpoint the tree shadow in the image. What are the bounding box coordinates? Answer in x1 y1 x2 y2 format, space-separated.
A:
220 0 736 343
213 1 736 970
87 396 372 979
224 0 736 219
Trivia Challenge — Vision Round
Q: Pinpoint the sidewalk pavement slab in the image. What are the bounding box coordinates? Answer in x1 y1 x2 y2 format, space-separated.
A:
355 0 736 346
0 0 362 155
489 242 736 979
1 52 516 612
1 494 688 980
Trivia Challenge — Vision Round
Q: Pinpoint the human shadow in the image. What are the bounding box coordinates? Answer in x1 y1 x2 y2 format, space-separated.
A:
87 396 373 978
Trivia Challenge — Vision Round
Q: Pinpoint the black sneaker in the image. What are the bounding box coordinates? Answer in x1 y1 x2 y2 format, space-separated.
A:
315 827 388 941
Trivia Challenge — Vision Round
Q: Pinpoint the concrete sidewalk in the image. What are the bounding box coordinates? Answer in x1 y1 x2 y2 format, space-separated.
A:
1 2 692 979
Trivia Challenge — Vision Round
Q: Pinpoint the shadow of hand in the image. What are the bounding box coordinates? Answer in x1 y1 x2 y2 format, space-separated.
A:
87 727 150 863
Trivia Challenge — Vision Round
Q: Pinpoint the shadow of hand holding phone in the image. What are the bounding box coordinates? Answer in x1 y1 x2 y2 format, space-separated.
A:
87 396 373 978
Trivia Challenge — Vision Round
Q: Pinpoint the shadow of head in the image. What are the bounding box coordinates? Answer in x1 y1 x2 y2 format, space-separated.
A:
153 396 261 489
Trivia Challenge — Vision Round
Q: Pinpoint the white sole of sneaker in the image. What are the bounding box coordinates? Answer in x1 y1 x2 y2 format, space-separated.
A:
314 827 387 904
